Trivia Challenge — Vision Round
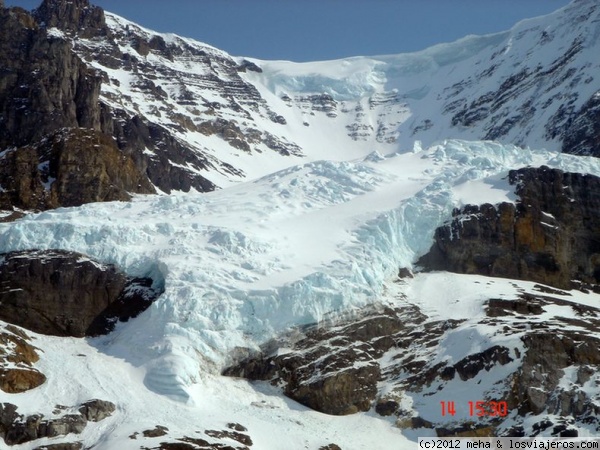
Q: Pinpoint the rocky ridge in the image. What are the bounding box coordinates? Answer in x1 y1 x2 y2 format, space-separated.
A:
419 166 600 291
0 399 116 447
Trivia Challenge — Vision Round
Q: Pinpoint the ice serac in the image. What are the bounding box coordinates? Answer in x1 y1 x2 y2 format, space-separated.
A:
419 166 600 291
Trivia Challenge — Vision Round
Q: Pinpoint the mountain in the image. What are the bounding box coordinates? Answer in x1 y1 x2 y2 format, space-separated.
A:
1 0 600 448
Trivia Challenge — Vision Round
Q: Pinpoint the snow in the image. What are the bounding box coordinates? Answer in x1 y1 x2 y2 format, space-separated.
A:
3 137 600 446
2 139 600 404
3 0 600 446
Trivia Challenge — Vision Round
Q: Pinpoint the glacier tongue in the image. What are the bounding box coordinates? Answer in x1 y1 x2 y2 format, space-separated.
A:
2 139 600 400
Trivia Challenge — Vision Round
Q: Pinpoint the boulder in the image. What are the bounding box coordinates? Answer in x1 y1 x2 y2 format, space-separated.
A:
78 399 116 422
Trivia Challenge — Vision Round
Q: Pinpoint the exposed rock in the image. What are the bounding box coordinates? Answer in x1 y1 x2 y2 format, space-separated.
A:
436 424 497 438
375 399 399 416
511 331 600 417
143 425 169 438
34 0 108 39
0 403 19 439
0 5 156 213
1 399 115 447
419 167 600 291
0 249 162 337
0 325 46 393
103 112 216 194
562 90 600 157
33 443 83 450
454 346 513 381
147 435 250 450
78 399 116 422
225 307 420 416
0 5 102 149
0 368 46 394
0 128 155 212
3 413 87 446
206 429 253 446
319 445 342 450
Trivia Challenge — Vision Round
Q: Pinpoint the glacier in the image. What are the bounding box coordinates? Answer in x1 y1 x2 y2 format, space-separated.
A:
2 139 600 401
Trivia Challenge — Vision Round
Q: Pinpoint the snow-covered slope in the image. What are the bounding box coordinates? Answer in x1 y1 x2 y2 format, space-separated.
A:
2 140 600 398
251 0 600 152
68 0 600 192
2 0 600 447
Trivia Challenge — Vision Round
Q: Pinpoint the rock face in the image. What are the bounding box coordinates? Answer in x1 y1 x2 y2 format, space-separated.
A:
78 399 116 422
562 91 600 157
225 307 419 416
0 4 101 149
419 167 600 291
0 399 115 446
0 2 154 213
0 325 46 393
0 249 162 337
33 0 108 39
0 128 155 211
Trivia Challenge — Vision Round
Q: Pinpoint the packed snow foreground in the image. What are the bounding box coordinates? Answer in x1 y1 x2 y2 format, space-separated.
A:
2 139 600 394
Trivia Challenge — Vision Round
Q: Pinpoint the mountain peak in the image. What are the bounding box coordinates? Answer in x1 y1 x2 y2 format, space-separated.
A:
34 0 107 38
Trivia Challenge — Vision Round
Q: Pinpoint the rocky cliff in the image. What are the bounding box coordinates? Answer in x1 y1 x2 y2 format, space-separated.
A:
0 249 162 337
0 1 155 214
419 166 600 291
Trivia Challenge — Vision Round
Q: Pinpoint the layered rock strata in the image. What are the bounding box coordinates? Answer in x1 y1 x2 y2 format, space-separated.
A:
419 166 600 291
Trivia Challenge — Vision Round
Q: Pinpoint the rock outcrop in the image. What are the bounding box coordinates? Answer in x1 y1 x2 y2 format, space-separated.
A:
128 422 253 449
0 128 155 211
0 249 162 337
0 325 46 393
225 307 420 416
33 0 108 39
419 166 600 291
0 399 115 446
0 4 101 149
562 91 600 157
0 1 156 214
78 399 116 422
